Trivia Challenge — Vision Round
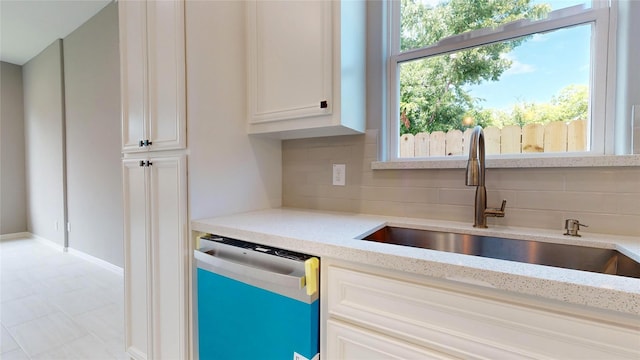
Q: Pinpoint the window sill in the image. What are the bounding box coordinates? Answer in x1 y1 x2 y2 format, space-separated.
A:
371 154 640 170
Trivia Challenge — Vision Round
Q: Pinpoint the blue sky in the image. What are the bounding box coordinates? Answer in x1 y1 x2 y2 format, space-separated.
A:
462 0 592 110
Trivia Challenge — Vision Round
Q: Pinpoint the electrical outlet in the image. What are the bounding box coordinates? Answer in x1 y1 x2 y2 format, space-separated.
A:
332 164 346 186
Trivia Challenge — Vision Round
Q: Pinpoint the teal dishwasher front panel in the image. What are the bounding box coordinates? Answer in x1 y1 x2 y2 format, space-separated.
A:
197 268 319 360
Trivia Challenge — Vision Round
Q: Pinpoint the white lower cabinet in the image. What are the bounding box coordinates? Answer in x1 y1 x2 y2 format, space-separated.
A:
324 260 640 359
123 155 188 360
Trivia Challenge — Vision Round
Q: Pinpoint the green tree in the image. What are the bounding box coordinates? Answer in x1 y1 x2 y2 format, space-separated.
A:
485 85 588 128
400 0 550 135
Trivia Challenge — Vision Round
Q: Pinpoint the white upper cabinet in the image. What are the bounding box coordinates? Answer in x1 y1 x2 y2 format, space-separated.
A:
246 0 366 139
119 0 186 152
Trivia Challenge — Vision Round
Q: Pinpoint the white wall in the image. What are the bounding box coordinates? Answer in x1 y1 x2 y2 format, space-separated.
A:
22 40 66 246
63 3 123 267
0 61 27 235
185 0 282 220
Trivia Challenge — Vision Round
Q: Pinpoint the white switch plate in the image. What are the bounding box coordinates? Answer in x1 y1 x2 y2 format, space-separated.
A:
333 164 346 186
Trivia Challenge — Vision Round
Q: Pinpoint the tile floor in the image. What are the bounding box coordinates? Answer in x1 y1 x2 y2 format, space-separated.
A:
1 236 126 359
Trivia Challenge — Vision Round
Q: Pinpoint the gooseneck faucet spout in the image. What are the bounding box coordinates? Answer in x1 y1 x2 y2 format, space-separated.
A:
465 126 506 228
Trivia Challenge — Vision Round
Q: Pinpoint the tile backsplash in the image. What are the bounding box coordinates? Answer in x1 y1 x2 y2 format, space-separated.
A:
282 130 640 237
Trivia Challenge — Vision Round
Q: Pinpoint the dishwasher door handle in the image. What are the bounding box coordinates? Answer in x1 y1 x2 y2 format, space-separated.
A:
195 250 306 290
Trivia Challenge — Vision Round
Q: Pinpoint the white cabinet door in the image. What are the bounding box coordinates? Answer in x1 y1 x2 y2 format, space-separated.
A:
246 0 366 139
119 0 186 153
122 156 188 360
122 159 151 360
248 0 332 123
119 1 147 153
146 0 186 152
148 156 188 359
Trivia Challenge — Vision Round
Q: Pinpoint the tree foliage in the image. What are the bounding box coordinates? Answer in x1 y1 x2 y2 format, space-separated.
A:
486 84 589 128
399 0 551 135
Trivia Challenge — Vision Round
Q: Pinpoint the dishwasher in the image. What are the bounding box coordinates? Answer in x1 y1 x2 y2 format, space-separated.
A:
194 234 320 360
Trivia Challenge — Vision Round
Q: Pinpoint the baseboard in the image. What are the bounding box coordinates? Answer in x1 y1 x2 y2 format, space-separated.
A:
68 248 124 276
31 233 66 251
0 232 31 241
19 232 124 276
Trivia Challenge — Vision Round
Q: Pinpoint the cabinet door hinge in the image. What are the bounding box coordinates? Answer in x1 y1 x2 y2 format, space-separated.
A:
320 100 328 109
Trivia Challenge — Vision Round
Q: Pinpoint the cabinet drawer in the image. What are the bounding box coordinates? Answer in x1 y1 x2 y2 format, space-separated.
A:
327 319 454 360
327 265 639 359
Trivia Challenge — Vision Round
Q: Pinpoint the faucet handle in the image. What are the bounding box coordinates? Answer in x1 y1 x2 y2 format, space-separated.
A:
484 200 507 218
499 199 507 212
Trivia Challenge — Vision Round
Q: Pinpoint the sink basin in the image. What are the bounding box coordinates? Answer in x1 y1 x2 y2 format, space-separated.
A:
362 226 640 279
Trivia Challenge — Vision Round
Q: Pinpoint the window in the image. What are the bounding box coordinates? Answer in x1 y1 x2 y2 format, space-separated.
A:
388 0 613 160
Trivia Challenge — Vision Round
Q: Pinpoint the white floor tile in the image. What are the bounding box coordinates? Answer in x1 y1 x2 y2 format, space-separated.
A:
73 303 124 345
1 324 20 354
1 237 125 358
0 348 30 360
89 269 125 289
0 294 58 327
34 274 96 297
53 261 100 279
0 279 37 303
8 309 88 356
48 286 113 317
31 334 115 360
105 335 127 360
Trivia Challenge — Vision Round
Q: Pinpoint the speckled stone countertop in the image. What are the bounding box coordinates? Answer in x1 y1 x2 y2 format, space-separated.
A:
191 207 640 315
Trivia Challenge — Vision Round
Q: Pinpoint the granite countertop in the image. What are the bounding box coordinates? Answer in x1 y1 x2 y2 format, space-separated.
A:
191 207 640 316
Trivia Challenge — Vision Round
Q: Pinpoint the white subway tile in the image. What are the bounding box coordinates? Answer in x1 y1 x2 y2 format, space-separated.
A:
404 203 471 222
438 188 475 206
614 193 640 215
564 168 640 193
359 200 406 217
487 168 565 191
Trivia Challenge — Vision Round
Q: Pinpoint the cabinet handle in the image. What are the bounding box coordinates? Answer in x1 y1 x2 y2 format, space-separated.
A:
320 100 328 109
139 160 145 167
146 161 153 167
139 140 145 147
144 140 153 146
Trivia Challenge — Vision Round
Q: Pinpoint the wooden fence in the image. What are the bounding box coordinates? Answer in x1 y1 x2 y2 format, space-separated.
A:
399 120 587 158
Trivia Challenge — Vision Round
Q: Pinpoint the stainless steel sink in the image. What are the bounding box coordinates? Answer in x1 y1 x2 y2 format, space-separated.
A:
362 226 640 279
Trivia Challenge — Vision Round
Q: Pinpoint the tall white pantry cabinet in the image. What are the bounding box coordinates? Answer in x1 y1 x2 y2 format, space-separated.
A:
119 1 188 359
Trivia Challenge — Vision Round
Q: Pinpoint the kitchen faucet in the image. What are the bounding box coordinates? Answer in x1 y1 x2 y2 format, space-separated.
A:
465 126 506 228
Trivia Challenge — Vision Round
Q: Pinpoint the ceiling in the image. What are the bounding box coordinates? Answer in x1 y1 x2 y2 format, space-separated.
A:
0 0 112 65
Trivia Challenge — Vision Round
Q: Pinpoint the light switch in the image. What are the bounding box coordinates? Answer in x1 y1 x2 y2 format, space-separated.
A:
332 164 346 186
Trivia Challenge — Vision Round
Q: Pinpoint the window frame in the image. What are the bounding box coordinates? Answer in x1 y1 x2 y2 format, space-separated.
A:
386 0 614 162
